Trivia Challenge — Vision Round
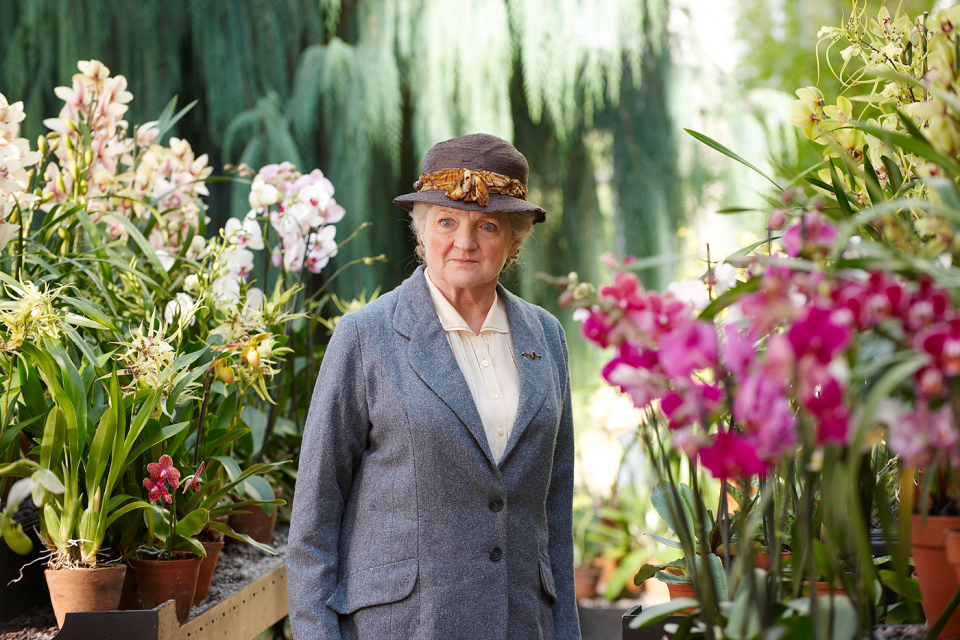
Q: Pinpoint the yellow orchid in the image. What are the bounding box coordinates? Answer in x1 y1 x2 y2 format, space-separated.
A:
789 87 826 140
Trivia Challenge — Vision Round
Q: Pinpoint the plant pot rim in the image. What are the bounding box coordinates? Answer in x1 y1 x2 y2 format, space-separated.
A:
44 564 127 573
131 554 202 566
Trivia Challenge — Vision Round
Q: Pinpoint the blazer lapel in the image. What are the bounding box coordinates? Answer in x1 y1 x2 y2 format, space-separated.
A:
498 286 549 465
394 267 497 467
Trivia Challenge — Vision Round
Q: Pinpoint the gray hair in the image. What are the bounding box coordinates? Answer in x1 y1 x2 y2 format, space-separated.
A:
408 202 537 268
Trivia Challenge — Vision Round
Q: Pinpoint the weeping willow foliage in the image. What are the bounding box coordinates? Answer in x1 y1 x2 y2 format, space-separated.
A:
1 0 677 387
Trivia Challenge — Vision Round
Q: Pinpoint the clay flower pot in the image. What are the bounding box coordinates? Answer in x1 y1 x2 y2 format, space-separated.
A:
117 563 140 610
912 514 960 639
228 487 282 544
753 552 792 571
192 540 225 605
945 530 960 583
44 564 127 629
574 565 602 600
131 555 202 624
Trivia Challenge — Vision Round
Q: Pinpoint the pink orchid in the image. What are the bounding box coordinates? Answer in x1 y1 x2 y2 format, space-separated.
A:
699 431 770 480
182 461 204 492
661 380 723 430
781 213 838 257
599 271 646 312
602 344 667 410
581 308 614 348
915 318 960 377
722 325 755 380
888 403 959 467
733 373 797 462
903 279 951 333
658 321 718 378
801 376 850 444
147 454 181 489
739 266 799 334
787 304 851 364
144 477 173 504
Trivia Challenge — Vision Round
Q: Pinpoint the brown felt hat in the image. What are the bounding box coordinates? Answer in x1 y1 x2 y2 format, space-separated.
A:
393 133 546 223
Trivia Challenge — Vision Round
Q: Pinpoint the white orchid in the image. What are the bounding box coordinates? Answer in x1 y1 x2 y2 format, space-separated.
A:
305 225 338 274
164 293 197 327
224 216 264 251
249 176 280 209
224 247 254 279
0 215 20 254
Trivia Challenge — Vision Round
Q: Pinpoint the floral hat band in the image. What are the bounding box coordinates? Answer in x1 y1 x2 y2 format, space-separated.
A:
413 168 528 208
393 133 546 222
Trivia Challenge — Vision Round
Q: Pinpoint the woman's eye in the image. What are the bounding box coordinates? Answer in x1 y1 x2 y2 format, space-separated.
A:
439 219 453 227
481 223 497 232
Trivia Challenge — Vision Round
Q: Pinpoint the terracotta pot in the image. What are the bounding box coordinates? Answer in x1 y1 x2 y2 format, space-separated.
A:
754 552 792 571
192 540 224 605
117 563 139 610
44 564 126 629
131 555 202 624
804 581 848 596
228 487 282 544
947 530 960 584
666 581 697 600
912 514 960 639
574 566 602 600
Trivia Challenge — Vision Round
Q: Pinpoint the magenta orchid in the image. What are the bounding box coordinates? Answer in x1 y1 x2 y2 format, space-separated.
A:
578 241 960 482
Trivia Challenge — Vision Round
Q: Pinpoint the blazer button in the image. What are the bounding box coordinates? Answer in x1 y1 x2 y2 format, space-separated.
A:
489 547 502 562
489 497 503 512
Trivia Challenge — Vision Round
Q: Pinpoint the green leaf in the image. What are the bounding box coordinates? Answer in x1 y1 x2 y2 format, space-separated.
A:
212 455 242 482
103 214 170 282
829 161 854 218
172 533 206 557
646 532 683 549
243 475 276 515
881 155 904 193
175 508 210 537
655 569 691 584
857 118 960 175
634 563 667 586
879 570 922 601
684 129 782 189
206 520 278 555
39 406 66 472
862 150 885 204
628 598 699 628
698 277 761 321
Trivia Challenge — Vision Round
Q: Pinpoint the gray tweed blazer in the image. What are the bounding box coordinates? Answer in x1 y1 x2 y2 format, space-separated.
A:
287 265 580 640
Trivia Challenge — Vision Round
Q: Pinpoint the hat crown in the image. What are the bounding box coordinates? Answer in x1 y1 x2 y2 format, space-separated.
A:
421 134 529 186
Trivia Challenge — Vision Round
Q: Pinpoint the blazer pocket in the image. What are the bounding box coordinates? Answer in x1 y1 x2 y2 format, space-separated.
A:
539 556 557 606
326 558 419 615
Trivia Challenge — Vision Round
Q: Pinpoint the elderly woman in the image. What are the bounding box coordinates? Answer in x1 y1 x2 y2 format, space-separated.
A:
288 133 580 640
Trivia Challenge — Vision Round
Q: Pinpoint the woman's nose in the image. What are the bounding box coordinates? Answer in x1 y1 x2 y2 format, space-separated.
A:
453 227 478 250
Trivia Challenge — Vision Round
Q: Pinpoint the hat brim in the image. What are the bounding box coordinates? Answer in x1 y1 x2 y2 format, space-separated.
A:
393 190 546 223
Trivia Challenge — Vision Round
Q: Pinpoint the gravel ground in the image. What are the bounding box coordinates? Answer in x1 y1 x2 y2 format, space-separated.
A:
0 524 288 639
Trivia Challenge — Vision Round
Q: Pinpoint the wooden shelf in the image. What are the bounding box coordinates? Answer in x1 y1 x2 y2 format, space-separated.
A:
54 563 288 640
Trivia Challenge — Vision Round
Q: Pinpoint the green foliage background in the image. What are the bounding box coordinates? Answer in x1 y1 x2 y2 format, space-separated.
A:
1 0 685 387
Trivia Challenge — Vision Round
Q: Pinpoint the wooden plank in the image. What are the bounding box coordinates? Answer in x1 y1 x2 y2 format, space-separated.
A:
173 564 288 640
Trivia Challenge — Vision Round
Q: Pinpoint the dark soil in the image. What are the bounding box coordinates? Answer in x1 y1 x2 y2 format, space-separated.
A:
0 524 288 639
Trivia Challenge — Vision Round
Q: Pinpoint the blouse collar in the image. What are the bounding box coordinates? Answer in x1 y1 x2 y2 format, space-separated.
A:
424 268 510 335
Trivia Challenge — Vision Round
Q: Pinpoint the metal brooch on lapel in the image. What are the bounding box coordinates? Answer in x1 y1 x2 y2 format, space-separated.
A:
521 351 542 360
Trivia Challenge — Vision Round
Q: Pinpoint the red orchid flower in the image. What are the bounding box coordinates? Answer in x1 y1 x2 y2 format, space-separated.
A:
147 454 181 489
182 461 204 492
144 477 173 504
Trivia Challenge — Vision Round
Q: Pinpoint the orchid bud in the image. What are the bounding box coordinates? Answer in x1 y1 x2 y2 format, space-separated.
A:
37 135 48 157
246 349 261 369
65 120 78 133
48 137 59 153
767 210 787 230
64 135 75 152
220 366 235 384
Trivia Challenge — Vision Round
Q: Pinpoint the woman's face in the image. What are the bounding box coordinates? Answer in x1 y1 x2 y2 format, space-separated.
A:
420 205 519 294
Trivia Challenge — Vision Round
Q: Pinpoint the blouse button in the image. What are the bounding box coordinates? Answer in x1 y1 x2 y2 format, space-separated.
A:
492 393 499 399
497 428 504 436
482 359 489 366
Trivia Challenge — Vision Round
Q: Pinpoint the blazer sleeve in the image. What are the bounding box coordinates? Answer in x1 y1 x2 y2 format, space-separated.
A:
287 313 370 640
546 320 582 639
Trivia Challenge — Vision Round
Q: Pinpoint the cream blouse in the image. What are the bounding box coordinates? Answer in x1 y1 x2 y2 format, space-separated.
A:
424 268 520 463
